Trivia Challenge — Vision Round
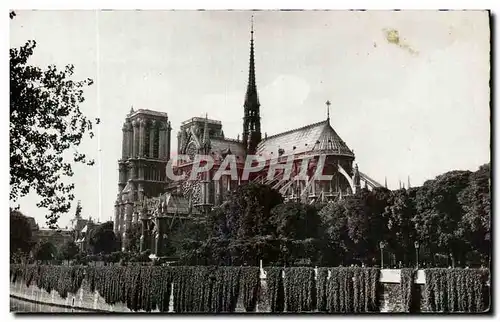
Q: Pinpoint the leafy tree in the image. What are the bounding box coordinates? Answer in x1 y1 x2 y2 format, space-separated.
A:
10 12 97 228
33 241 57 262
413 170 471 267
318 200 349 266
175 219 211 265
74 200 83 218
383 188 418 266
231 182 284 239
270 202 323 265
342 188 390 266
59 240 79 261
195 183 283 265
10 209 35 256
458 163 491 265
88 221 119 254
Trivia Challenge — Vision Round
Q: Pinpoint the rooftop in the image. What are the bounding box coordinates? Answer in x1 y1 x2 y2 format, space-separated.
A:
181 117 222 126
256 119 354 158
129 109 169 119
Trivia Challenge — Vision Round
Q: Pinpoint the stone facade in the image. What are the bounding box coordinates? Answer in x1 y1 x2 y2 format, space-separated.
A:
114 109 172 250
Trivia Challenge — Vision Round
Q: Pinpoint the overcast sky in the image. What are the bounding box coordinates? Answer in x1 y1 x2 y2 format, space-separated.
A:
10 10 490 228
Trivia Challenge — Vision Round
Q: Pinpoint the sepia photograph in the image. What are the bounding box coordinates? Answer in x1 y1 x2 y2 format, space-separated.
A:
9 8 491 314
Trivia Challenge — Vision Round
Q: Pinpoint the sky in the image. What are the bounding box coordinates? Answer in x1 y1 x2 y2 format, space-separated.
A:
9 10 490 228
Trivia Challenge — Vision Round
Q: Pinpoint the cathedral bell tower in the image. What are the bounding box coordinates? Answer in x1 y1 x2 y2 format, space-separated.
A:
114 108 172 250
242 17 262 155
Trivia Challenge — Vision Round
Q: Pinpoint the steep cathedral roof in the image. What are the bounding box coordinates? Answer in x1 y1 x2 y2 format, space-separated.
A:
255 120 355 158
162 192 200 215
210 138 246 159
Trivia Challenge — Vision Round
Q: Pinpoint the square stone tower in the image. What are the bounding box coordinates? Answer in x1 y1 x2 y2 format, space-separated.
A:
114 108 172 247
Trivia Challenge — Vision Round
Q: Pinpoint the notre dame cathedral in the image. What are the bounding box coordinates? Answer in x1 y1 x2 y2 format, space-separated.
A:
114 23 383 256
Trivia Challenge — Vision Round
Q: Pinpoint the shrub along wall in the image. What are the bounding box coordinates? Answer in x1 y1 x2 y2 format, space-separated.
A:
9 264 490 313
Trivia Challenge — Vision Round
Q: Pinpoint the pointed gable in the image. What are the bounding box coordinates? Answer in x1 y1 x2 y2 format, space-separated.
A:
210 138 246 160
160 191 200 215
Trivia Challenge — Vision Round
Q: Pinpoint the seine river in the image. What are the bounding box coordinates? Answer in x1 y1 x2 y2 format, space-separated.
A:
10 297 90 313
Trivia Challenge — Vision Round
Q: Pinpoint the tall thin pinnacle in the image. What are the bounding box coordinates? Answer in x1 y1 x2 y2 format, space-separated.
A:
242 14 262 154
246 15 258 103
326 100 331 122
203 113 210 147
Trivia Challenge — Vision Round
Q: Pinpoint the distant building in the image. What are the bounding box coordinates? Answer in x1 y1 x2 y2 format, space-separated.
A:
69 209 100 253
74 222 99 253
27 207 100 252
24 216 39 232
34 228 73 248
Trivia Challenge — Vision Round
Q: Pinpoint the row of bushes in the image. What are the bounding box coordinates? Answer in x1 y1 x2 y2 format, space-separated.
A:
10 264 490 313
72 250 153 265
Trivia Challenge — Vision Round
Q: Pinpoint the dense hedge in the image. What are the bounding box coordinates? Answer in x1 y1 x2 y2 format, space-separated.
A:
283 267 315 312
9 265 490 313
400 268 416 312
324 267 380 313
10 264 261 313
265 266 284 312
424 268 489 312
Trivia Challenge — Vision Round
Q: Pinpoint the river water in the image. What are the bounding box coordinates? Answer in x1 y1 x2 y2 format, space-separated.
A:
10 297 92 313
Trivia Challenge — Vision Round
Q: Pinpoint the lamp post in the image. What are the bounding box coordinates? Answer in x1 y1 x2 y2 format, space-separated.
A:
379 241 385 269
414 241 420 269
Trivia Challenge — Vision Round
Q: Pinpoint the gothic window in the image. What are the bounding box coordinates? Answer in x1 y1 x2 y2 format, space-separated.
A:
144 128 150 157
153 128 159 158
160 166 165 181
186 142 197 161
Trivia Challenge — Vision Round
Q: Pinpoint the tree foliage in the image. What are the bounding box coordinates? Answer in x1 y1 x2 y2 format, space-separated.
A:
383 188 418 265
59 240 79 261
74 200 83 218
318 200 349 265
88 221 119 254
270 202 323 265
174 219 210 265
343 188 390 265
177 164 490 268
10 209 34 256
183 183 283 266
457 163 491 264
317 188 391 266
413 170 472 266
33 241 57 262
10 13 97 227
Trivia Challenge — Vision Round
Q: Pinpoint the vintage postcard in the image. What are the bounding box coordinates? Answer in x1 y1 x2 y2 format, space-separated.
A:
9 9 491 313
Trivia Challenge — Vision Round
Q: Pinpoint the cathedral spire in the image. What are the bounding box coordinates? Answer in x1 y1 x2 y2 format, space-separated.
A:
326 100 331 123
242 15 262 155
247 15 257 98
